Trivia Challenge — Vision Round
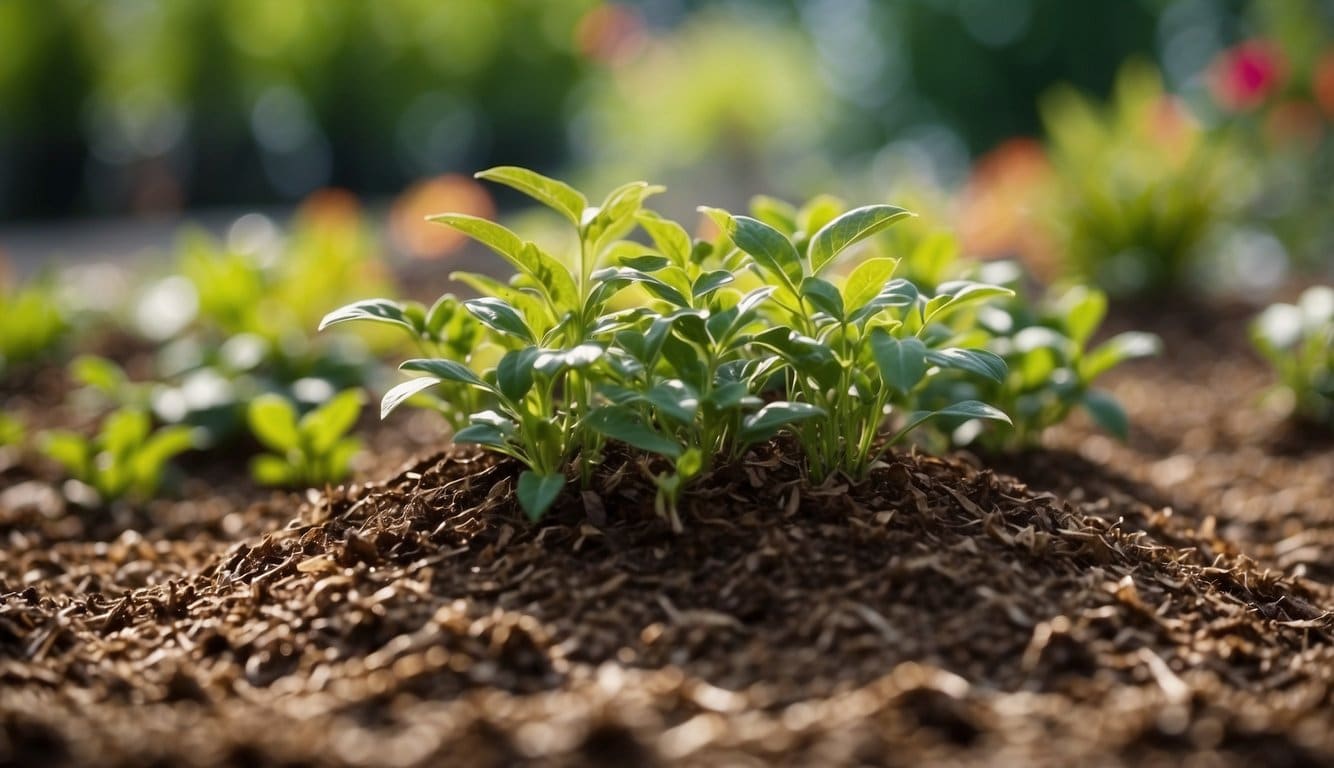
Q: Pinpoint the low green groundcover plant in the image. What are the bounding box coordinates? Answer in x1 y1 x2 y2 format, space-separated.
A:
325 167 1025 525
247 390 363 488
1252 285 1334 427
0 274 68 374
39 409 196 505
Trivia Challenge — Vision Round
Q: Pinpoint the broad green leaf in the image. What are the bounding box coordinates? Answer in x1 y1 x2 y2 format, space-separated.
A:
870 331 927 394
517 470 566 521
533 344 604 376
1057 286 1107 346
101 409 151 458
1082 389 1129 439
842 257 899 313
250 454 296 487
248 394 300 452
925 347 1008 383
428 213 526 265
433 216 577 310
620 254 670 272
465 297 536 344
739 401 824 444
800 277 844 321
476 166 587 227
807 205 912 274
850 279 918 325
450 272 553 332
636 211 693 266
453 423 511 449
71 355 127 393
496 347 539 402
591 267 690 308
924 282 1015 324
645 380 699 423
1080 331 1161 381
301 389 363 454
586 406 683 458
380 377 441 419
39 431 91 476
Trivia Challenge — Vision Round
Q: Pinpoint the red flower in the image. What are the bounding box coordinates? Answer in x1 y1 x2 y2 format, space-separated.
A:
1315 50 1334 118
1209 39 1286 112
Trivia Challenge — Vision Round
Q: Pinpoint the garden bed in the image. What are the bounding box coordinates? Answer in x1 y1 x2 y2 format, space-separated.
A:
3 301 1333 767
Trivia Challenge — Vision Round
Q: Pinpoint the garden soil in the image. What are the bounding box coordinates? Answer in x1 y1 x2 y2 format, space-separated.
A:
3 301 1333 768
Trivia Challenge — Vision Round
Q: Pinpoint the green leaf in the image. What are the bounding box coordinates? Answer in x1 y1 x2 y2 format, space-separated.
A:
250 454 296 487
692 270 734 300
1080 331 1161 381
39 431 91 477
871 331 927 394
800 277 845 321
850 279 918 325
301 389 363 454
645 380 699 423
532 344 604 376
925 347 1008 383
476 166 587 227
319 298 420 334
465 297 536 344
101 409 151 458
248 394 300 452
517 470 566 521
453 423 511 449
796 194 845 238
1057 286 1107 346
401 358 488 388
704 209 804 292
636 211 693 267
807 205 913 274
891 401 1012 444
380 377 442 419
676 448 704 481
1082 389 1129 440
496 347 539 402
586 406 683 458
432 215 578 311
71 355 127 394
842 257 899 313
924 282 1015 324
739 401 824 444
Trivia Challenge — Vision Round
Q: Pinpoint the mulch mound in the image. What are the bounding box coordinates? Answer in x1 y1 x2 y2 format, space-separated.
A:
5 296 1334 766
4 437 1333 767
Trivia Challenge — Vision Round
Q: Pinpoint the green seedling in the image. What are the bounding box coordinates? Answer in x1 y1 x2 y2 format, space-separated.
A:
1252 286 1334 427
704 196 1014 481
0 275 68 374
934 278 1160 449
39 408 196 504
0 412 24 447
247 390 363 488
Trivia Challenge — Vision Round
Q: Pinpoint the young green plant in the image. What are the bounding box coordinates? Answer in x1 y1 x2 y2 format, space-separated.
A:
1252 285 1334 427
39 409 196 505
247 390 363 487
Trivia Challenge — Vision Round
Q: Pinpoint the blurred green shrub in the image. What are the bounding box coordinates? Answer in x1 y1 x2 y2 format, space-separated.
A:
0 274 68 374
1252 286 1334 427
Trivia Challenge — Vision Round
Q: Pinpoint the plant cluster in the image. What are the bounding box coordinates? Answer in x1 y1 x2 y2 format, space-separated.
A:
326 168 1024 524
924 271 1161 450
1252 285 1334 427
39 409 196 505
0 274 68 373
247 390 363 488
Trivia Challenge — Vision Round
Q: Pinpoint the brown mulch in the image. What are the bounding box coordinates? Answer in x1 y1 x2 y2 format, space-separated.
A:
3 298 1334 767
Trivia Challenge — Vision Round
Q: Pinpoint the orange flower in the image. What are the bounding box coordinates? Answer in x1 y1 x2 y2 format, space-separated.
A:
1314 50 1334 118
391 175 495 260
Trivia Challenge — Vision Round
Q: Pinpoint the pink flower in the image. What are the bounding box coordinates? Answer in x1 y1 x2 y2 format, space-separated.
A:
1209 39 1286 112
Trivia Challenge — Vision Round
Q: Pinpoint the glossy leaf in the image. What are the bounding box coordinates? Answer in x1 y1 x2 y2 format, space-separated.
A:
517 471 566 521
476 166 587 227
380 377 442 419
807 205 912 274
925 347 1008 383
739 401 824 444
465 297 536 344
842 257 899 313
319 298 419 334
1082 389 1129 439
871 331 927 394
586 406 682 458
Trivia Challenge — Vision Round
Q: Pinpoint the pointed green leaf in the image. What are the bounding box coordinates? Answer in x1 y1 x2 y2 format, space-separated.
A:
842 257 899 313
496 347 539 402
692 270 734 300
464 297 536 344
739 401 824 444
925 347 1008 383
636 211 693 267
401 358 488 389
319 298 420 334
476 166 587 227
703 209 804 292
749 195 798 236
586 406 683 458
517 470 566 521
1080 331 1161 381
800 277 844 321
891 400 1011 444
453 423 511 449
300 389 363 454
248 394 300 452
808 205 912 274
